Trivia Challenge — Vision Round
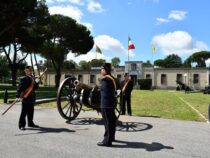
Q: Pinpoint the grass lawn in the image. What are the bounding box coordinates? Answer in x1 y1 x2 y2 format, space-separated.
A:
132 90 210 122
1 84 209 122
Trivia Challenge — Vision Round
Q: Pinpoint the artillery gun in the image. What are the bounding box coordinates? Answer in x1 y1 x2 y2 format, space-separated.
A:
57 77 121 121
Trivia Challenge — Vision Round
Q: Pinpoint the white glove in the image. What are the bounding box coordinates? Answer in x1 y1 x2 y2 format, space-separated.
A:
116 90 121 96
35 78 40 83
15 98 22 102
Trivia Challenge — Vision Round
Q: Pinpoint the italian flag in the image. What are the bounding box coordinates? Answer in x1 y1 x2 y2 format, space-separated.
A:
128 36 135 50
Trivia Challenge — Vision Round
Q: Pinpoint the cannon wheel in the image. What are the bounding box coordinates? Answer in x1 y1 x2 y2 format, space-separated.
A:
115 96 121 119
57 77 82 121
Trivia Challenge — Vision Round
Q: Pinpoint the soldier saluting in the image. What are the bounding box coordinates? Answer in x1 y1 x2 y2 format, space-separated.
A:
120 73 133 116
16 66 41 130
98 63 118 147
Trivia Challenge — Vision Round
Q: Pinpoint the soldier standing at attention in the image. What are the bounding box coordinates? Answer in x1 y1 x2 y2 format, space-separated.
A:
98 63 117 147
16 66 40 130
120 73 133 116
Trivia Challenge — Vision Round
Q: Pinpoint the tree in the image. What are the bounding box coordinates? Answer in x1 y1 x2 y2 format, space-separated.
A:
90 59 105 67
41 14 94 87
111 57 120 67
164 54 182 68
0 0 49 86
0 55 10 81
154 59 165 67
154 54 182 68
63 60 78 70
186 51 210 67
79 60 91 70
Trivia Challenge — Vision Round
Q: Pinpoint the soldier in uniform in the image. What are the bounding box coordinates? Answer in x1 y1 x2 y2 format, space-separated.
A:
16 66 40 130
97 63 117 147
120 73 133 116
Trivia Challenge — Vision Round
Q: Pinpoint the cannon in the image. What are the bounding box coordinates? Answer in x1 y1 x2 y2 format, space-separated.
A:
57 77 121 121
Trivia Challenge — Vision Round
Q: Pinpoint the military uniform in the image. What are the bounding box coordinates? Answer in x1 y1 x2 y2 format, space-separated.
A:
120 79 133 115
98 63 118 147
16 75 39 129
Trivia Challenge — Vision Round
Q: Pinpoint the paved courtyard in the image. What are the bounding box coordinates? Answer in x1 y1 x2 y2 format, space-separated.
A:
0 104 209 158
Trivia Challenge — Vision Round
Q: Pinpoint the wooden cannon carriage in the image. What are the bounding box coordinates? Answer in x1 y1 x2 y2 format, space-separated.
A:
56 77 121 121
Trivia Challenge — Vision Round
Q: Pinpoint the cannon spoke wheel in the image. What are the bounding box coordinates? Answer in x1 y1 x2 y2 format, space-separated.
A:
57 77 82 121
115 96 121 119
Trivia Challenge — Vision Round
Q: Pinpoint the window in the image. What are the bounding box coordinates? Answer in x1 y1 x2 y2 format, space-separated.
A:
193 74 199 84
161 74 167 85
78 75 83 82
176 74 183 82
131 63 137 71
146 74 151 79
90 75 95 84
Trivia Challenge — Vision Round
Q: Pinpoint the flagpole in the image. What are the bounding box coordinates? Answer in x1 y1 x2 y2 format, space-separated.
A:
128 36 129 62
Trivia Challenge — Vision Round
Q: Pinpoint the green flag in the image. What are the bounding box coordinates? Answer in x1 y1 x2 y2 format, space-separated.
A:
96 45 102 54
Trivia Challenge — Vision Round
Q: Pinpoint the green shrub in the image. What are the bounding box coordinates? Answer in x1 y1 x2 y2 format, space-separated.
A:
138 79 152 90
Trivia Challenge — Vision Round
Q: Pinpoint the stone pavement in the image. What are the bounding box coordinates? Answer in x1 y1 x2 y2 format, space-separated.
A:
0 104 210 158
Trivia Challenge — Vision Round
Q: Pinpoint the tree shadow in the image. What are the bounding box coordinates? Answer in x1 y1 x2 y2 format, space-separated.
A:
67 117 153 132
112 140 174 151
14 126 75 136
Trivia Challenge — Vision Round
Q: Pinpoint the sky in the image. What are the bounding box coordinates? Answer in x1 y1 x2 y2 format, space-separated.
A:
44 0 210 65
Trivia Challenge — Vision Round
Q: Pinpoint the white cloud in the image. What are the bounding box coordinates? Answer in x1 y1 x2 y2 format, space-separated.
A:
152 31 209 56
156 18 170 25
168 10 187 21
46 0 54 4
69 0 85 5
87 0 104 13
49 5 83 21
67 51 111 63
94 35 135 58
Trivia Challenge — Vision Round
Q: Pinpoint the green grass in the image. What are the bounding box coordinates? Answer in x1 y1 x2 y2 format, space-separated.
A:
0 85 57 104
132 90 209 122
1 84 209 122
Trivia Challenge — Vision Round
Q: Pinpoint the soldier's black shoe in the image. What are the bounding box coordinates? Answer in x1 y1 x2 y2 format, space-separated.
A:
28 124 39 128
19 126 26 130
97 142 112 147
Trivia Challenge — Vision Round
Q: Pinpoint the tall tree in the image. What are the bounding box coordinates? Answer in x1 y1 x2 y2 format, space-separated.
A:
111 57 120 67
0 55 10 81
186 51 210 67
164 54 182 68
63 60 78 70
41 14 94 87
79 60 91 70
0 0 49 86
90 59 105 67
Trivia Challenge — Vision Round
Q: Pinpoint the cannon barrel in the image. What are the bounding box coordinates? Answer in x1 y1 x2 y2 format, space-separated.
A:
73 80 92 91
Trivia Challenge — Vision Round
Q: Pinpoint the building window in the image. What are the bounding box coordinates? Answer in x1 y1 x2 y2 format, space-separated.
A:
146 74 151 79
161 74 167 85
177 74 183 82
90 75 95 84
193 74 199 84
131 63 137 71
78 75 83 82
117 74 121 81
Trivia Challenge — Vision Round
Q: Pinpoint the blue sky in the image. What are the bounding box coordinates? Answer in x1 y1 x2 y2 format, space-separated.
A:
46 0 210 65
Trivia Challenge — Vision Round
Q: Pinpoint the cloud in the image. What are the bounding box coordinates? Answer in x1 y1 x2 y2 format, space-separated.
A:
87 0 104 13
156 10 187 25
81 22 93 31
67 51 111 63
168 10 187 21
94 35 135 58
48 5 83 21
69 0 85 5
152 31 209 56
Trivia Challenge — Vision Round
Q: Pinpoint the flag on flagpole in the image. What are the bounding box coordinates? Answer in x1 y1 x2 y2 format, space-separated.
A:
128 37 135 50
151 43 156 53
96 45 102 54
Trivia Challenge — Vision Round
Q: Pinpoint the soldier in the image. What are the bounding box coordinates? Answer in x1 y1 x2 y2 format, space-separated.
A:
97 63 117 147
16 66 40 130
120 73 133 116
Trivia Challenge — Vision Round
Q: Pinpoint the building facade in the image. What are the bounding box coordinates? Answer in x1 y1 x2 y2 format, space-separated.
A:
44 61 210 90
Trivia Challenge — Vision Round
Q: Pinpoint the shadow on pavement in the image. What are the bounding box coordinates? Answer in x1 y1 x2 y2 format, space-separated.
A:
67 117 153 132
15 126 75 136
112 140 174 151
